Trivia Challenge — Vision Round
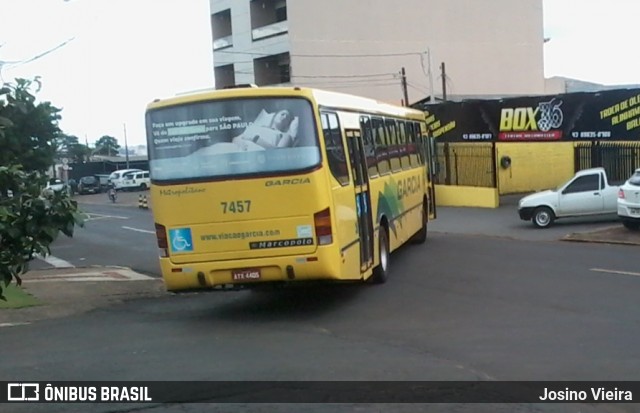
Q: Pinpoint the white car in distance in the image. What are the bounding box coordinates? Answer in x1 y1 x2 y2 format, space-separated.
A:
518 167 619 228
617 168 640 230
42 178 66 196
119 170 150 191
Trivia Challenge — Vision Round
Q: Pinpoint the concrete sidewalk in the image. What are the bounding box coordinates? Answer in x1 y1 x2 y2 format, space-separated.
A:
0 267 166 326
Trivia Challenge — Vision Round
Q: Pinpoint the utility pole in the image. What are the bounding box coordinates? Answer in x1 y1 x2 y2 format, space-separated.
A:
123 123 130 169
441 62 447 101
400 67 409 106
426 48 434 104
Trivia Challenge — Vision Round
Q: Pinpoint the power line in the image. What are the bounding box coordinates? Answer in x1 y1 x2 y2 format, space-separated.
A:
216 67 397 80
293 77 398 86
215 50 424 58
303 82 401 90
406 81 429 95
293 79 401 89
292 72 396 79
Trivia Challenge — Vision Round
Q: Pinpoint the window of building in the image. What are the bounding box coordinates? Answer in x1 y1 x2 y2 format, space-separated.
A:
211 9 233 50
214 64 235 89
254 52 290 85
275 0 287 22
250 0 288 40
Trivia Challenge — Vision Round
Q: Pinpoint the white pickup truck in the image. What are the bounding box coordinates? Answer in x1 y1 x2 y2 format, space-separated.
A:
518 167 619 228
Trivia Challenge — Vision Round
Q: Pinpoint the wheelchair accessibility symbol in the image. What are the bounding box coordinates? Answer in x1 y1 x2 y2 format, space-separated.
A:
169 228 194 253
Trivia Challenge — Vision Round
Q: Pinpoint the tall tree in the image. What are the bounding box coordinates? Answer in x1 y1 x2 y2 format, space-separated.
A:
0 79 83 300
55 134 80 156
68 143 92 163
0 78 61 172
94 135 120 156
56 134 91 163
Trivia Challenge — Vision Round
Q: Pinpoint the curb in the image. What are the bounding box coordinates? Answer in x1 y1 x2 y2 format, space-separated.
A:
0 267 167 326
561 225 640 246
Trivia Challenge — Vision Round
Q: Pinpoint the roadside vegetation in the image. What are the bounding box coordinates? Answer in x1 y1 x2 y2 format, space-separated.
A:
0 78 83 300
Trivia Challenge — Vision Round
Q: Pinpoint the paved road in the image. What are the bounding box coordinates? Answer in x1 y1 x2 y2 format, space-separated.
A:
32 191 628 274
4 195 640 412
30 192 160 275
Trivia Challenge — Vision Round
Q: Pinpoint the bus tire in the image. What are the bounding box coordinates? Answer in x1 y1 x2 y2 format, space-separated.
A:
411 205 428 244
370 226 389 284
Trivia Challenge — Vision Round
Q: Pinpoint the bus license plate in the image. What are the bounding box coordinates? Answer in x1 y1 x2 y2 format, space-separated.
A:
232 268 261 281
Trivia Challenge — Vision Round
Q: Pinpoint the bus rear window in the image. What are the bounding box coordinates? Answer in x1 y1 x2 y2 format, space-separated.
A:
146 98 320 181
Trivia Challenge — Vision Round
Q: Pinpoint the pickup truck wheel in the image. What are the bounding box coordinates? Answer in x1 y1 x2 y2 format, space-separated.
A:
532 207 554 228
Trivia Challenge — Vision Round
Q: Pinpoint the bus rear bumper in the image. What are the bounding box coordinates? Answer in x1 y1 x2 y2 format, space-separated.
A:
159 249 352 291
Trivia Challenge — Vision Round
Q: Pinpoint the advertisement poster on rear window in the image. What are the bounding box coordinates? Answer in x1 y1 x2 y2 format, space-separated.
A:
146 98 320 180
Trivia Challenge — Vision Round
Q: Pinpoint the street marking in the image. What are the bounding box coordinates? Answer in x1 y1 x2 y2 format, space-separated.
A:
0 322 31 328
590 268 640 277
84 213 129 221
122 226 155 234
25 268 155 283
36 254 74 268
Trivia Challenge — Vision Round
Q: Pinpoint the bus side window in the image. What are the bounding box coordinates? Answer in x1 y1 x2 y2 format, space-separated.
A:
413 122 425 165
397 120 410 170
360 115 379 178
321 112 349 186
406 121 419 167
371 117 390 175
385 118 401 172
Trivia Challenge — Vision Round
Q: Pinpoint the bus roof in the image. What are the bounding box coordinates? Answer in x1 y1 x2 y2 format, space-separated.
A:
146 86 426 120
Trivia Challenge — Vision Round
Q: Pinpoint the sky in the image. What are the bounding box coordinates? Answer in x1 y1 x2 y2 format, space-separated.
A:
1 0 640 148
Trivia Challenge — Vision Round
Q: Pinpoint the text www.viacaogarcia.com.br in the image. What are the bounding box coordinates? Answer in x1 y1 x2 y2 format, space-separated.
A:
200 229 280 241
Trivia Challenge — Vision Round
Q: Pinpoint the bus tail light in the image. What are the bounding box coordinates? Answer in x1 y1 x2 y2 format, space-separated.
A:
619 188 625 199
155 223 169 257
314 208 333 245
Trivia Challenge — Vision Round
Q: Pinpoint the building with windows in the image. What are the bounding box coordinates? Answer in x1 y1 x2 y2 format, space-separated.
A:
210 0 546 105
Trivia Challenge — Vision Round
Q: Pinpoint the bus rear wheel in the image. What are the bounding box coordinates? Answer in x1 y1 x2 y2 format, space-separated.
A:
370 227 389 284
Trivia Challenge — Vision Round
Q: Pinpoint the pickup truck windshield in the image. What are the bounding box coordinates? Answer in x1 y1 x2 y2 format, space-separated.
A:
146 97 320 181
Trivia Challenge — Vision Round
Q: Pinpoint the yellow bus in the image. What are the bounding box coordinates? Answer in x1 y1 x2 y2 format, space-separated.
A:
145 86 436 291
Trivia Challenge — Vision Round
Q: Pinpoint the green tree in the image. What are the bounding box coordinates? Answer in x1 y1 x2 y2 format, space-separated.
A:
0 166 83 299
56 134 91 163
0 78 61 172
94 135 120 156
0 79 83 300
68 143 92 163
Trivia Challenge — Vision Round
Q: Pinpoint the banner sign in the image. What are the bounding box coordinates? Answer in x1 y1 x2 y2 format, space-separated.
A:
421 89 640 143
1 381 638 403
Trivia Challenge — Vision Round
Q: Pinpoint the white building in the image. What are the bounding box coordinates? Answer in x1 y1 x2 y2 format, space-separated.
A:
210 0 546 105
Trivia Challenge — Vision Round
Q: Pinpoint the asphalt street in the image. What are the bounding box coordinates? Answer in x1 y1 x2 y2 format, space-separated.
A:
3 192 639 413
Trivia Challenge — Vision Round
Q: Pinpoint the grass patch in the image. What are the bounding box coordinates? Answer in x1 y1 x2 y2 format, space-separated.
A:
0 284 41 309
